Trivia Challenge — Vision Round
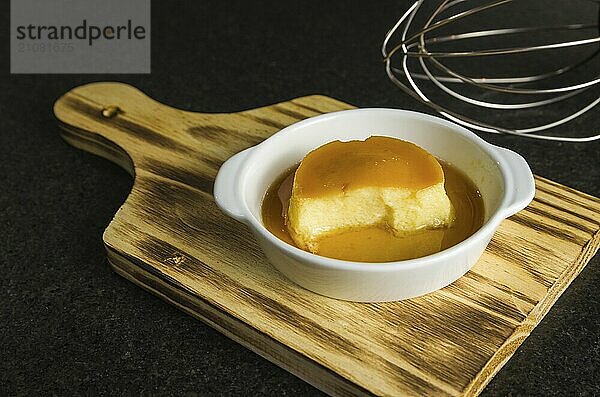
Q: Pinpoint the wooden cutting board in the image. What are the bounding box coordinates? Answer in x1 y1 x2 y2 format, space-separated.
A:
54 82 600 397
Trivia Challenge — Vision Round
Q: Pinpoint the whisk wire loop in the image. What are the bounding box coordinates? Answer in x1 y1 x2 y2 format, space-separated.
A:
383 0 600 142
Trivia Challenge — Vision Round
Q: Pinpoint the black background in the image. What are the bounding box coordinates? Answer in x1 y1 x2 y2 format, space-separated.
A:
2 1 599 395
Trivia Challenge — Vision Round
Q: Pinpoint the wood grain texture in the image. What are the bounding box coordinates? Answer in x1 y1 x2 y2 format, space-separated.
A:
54 82 600 397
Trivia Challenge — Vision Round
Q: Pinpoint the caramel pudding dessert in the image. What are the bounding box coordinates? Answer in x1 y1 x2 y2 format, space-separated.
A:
262 136 484 262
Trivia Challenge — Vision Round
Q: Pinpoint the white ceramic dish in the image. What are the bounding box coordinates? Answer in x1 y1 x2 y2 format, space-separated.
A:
214 108 535 302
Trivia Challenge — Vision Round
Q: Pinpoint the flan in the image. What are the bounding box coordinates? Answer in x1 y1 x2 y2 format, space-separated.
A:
286 136 455 252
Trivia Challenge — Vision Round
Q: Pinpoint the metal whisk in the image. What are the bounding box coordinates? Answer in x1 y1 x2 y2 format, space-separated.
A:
382 0 600 142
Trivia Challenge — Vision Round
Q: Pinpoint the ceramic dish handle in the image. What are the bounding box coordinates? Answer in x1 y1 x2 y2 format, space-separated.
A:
214 148 252 222
494 146 536 217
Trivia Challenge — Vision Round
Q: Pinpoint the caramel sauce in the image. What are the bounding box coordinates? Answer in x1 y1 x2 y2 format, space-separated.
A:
293 136 444 198
262 161 484 262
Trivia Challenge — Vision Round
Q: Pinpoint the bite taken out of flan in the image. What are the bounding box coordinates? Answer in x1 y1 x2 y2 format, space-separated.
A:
286 136 456 253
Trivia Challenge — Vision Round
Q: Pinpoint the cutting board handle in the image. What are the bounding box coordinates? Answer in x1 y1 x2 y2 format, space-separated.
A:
53 82 214 171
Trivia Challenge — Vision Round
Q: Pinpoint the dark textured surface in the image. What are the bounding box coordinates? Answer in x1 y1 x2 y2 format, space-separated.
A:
1 1 599 395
